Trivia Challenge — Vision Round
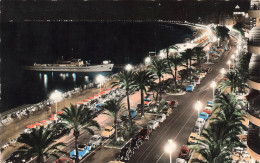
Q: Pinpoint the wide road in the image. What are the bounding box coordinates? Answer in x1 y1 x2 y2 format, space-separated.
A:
129 37 236 163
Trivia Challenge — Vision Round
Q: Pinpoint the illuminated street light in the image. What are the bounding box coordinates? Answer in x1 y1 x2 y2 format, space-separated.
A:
210 80 217 101
96 74 105 93
159 52 166 59
49 90 63 120
194 100 202 117
145 57 151 65
220 68 226 77
164 139 176 163
227 60 231 71
125 64 133 71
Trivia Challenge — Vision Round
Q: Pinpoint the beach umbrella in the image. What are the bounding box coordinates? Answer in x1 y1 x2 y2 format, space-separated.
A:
26 125 35 128
57 111 64 114
88 96 95 100
38 120 46 123
33 123 41 126
83 99 90 102
50 114 55 117
48 117 55 120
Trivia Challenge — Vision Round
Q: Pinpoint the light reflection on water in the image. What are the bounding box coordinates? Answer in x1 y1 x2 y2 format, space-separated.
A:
44 74 48 90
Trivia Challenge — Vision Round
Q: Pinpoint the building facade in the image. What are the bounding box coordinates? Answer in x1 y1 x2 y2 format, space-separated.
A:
246 0 260 160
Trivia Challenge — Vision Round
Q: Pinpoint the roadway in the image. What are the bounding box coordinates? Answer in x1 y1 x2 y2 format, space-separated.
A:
129 37 236 163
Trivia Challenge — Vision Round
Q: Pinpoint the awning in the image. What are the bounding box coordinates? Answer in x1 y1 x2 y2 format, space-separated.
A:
48 117 55 120
88 96 95 100
94 94 99 97
83 99 90 102
38 120 46 123
26 125 35 128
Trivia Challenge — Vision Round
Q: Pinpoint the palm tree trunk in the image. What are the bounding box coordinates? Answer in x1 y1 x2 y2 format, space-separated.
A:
126 89 133 126
159 77 162 101
74 130 80 163
166 48 175 83
197 55 201 69
174 65 178 87
115 115 118 141
189 58 192 82
141 89 144 116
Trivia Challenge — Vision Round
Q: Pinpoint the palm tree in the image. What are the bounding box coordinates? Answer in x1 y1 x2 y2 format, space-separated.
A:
17 125 65 163
193 47 205 69
168 55 184 86
58 105 100 163
190 126 238 163
181 48 194 82
218 70 248 94
101 99 125 141
148 59 168 100
133 70 154 116
112 70 135 126
211 94 247 136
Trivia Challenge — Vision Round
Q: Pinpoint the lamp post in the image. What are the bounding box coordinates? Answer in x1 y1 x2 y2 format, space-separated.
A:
227 60 231 71
164 139 176 163
49 90 63 120
194 100 202 117
96 74 105 94
220 68 226 78
125 64 133 71
210 80 217 101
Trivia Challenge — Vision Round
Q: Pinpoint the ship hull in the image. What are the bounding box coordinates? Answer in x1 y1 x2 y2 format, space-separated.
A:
23 64 114 72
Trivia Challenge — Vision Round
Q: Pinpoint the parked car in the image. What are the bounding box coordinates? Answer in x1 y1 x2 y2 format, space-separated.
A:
117 144 134 161
69 145 91 160
161 107 172 116
188 132 198 144
168 100 178 108
176 158 187 163
204 67 212 73
88 135 102 149
178 145 192 160
78 144 88 151
207 101 213 107
138 128 152 140
186 85 194 92
101 126 115 138
195 118 205 128
198 112 208 120
53 158 74 163
155 113 167 123
203 106 212 115
147 120 159 130
193 77 200 84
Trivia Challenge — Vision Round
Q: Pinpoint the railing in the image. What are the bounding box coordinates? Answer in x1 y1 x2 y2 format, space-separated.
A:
250 4 260 10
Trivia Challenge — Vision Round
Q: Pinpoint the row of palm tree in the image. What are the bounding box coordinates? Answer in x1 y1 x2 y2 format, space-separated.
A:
190 94 247 163
190 53 250 162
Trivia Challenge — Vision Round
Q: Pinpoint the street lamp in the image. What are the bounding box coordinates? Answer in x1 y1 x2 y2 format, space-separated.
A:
96 74 105 94
220 68 226 77
210 80 217 101
194 100 202 117
49 90 63 120
227 60 231 71
125 64 133 71
164 139 176 163
145 57 151 65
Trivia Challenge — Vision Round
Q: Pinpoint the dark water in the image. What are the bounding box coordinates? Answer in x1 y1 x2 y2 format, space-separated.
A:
1 22 192 112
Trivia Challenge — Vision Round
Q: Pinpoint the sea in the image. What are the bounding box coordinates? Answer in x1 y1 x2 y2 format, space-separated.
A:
1 22 192 113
